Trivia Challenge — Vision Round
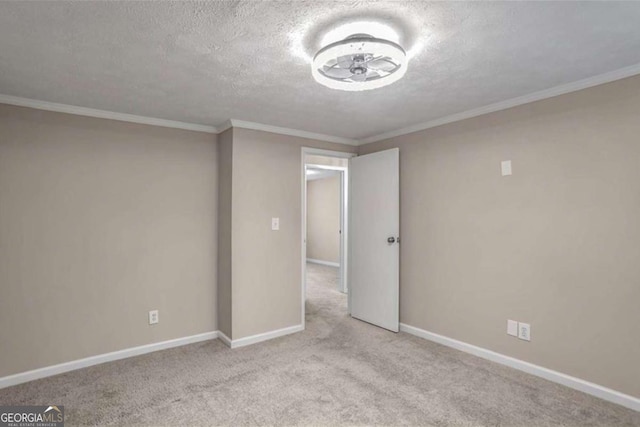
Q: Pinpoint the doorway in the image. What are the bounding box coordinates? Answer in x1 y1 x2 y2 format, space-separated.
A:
301 148 355 327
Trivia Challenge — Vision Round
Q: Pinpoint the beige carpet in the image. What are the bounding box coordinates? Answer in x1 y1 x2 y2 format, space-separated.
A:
1 263 638 426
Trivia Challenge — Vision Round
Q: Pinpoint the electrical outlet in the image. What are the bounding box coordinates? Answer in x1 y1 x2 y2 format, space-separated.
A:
518 322 530 341
149 310 159 325
507 319 518 337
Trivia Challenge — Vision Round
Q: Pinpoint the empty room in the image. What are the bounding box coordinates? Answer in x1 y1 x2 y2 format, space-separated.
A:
0 1 639 426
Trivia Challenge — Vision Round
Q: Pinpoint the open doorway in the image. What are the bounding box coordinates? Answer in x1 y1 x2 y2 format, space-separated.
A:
301 148 355 327
307 165 345 292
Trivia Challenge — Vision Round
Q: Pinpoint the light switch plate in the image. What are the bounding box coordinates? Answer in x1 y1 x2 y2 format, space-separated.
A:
518 322 531 341
271 217 279 231
501 160 512 176
507 319 518 337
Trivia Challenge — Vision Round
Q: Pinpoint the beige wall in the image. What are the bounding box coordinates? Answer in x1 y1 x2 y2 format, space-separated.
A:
0 104 218 377
216 128 233 338
229 128 356 339
306 174 341 263
358 75 640 398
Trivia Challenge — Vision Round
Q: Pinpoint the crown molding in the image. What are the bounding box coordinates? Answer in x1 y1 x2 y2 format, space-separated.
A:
216 120 233 133
5 61 640 145
229 119 359 146
0 94 356 145
359 62 640 145
0 94 218 134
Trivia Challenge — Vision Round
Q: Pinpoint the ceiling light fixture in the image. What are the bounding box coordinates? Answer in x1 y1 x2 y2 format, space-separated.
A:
312 33 407 91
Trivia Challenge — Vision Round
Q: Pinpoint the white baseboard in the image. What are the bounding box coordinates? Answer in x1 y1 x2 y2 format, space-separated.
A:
221 324 304 349
306 258 340 268
400 323 640 412
0 331 219 389
217 331 232 347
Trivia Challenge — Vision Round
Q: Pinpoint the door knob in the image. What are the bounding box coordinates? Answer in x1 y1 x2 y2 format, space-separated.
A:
387 236 396 244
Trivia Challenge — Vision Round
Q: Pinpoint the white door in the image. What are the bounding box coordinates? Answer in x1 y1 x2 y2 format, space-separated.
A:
349 148 399 332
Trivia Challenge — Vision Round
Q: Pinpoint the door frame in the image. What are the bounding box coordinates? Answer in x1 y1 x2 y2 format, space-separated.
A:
301 147 356 328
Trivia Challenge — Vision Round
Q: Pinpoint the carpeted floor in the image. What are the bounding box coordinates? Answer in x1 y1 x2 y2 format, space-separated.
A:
1 263 638 426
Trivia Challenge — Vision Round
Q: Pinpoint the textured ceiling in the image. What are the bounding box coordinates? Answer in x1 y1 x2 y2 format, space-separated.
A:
1 1 640 140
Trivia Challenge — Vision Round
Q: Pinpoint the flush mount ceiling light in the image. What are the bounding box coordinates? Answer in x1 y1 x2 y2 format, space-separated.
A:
312 33 407 91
